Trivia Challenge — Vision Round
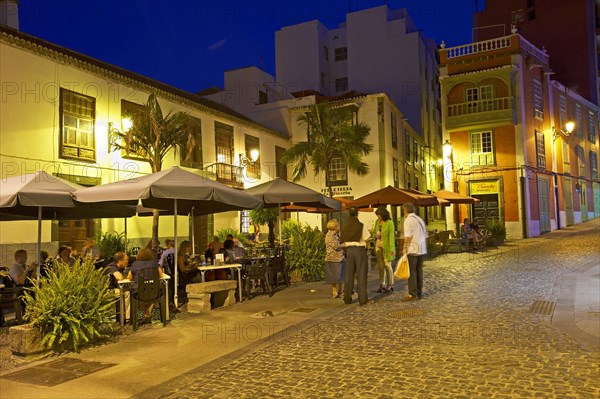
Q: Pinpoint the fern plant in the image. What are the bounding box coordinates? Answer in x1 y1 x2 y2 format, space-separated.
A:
484 219 507 245
23 258 116 352
281 219 302 242
286 224 326 281
95 231 126 261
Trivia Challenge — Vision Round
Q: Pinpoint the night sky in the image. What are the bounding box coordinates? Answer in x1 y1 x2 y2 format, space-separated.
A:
19 0 479 93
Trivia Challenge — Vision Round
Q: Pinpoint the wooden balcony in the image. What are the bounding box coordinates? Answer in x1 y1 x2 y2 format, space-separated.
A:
446 97 517 131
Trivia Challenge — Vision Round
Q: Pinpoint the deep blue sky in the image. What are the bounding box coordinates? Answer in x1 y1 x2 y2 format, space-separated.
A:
20 0 479 93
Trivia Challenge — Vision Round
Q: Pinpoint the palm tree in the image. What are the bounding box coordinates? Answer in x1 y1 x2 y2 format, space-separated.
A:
281 102 373 197
110 93 192 250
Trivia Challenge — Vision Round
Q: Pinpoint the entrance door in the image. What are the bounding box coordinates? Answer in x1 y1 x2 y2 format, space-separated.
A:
580 182 588 222
537 178 551 233
58 219 94 253
472 193 500 224
564 177 574 225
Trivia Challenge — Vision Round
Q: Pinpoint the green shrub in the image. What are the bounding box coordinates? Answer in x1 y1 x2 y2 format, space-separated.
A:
216 228 251 248
95 231 126 261
485 219 507 243
286 224 325 281
24 258 116 352
281 219 302 242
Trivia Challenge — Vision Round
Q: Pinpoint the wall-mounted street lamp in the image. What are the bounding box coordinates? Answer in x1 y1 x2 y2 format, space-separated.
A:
108 117 133 138
553 120 575 141
239 149 259 167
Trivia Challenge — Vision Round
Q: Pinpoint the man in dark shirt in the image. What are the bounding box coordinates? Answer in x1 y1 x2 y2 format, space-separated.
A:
340 207 371 306
104 252 130 321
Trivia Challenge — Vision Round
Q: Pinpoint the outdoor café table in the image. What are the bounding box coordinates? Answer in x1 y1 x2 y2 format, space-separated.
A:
117 274 171 326
196 263 243 301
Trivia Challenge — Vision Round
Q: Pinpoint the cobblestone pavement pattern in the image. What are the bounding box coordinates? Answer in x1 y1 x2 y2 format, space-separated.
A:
145 225 600 399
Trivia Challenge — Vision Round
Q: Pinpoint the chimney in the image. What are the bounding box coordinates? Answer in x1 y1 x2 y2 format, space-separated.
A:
0 0 19 30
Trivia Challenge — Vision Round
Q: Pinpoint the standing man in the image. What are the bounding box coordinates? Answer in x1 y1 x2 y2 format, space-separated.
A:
340 206 371 306
402 203 427 301
10 249 35 285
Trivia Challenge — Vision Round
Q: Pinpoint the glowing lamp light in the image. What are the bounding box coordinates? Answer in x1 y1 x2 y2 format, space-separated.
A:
122 117 133 132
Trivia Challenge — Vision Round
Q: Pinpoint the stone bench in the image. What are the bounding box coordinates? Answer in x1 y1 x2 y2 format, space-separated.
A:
185 280 237 314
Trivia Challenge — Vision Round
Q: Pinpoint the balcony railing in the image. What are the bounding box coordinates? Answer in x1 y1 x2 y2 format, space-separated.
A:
204 162 244 189
444 36 512 59
447 97 514 117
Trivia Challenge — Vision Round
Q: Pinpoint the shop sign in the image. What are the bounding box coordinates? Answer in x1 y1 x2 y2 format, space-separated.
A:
470 181 499 195
321 186 353 196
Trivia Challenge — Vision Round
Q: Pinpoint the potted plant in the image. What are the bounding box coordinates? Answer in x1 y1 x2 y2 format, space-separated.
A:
95 231 126 266
484 219 506 246
21 258 116 353
286 224 325 282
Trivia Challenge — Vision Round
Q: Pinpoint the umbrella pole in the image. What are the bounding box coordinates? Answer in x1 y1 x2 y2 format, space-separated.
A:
174 199 179 308
36 206 42 286
278 203 282 245
191 207 195 257
124 218 128 252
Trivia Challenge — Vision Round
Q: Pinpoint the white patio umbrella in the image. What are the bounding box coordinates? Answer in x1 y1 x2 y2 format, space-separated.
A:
73 166 263 306
0 171 135 284
244 178 342 244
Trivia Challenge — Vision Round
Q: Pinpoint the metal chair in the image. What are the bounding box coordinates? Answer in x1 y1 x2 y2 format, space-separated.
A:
243 259 272 298
0 274 24 327
269 246 289 288
131 267 167 330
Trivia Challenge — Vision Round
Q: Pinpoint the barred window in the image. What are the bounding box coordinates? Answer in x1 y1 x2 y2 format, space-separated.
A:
60 88 96 162
576 146 585 177
215 122 234 164
393 158 399 188
575 104 582 138
405 132 411 164
535 130 545 168
590 151 598 181
391 113 398 149
275 146 287 180
533 79 543 120
562 140 570 174
335 77 348 93
589 111 596 143
413 139 418 169
328 157 348 186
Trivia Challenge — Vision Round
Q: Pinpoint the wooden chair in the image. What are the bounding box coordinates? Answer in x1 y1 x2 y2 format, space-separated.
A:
0 274 24 327
131 267 167 330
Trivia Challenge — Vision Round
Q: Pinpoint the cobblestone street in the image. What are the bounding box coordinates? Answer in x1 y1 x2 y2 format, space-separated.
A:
146 223 600 399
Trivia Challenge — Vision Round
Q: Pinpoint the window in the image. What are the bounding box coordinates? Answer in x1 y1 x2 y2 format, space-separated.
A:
559 95 570 137
405 132 411 163
393 158 399 188
471 131 495 166
465 85 493 111
60 88 96 162
589 111 596 143
120 100 148 160
328 157 348 186
324 46 328 61
320 72 327 89
215 122 234 164
420 147 425 174
244 134 260 179
335 77 348 93
180 116 203 169
562 140 570 174
275 146 287 180
575 104 582 138
466 88 479 102
535 130 545 168
590 151 598 181
533 79 543 120
334 47 347 61
240 210 250 234
391 113 398 149
576 146 585 177
413 139 419 169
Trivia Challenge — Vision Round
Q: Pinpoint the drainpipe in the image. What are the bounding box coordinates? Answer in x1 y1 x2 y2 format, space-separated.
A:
520 174 528 238
554 173 561 230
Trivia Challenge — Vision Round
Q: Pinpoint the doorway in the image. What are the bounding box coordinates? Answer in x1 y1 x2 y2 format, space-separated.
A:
537 177 551 233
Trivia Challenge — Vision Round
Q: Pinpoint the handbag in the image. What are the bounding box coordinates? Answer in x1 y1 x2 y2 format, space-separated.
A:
394 254 410 280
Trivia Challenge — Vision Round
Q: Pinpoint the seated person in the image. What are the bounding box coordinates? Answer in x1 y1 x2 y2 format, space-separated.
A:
82 237 100 261
461 218 481 249
221 239 237 263
232 238 247 260
158 239 175 273
470 218 486 245
39 250 52 279
177 240 202 284
10 249 36 286
127 248 163 323
56 246 76 267
204 236 223 265
103 252 131 321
